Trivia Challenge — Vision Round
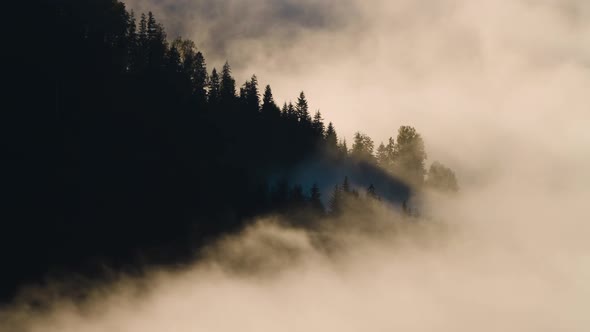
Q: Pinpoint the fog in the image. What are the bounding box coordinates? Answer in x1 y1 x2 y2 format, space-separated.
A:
2 0 589 330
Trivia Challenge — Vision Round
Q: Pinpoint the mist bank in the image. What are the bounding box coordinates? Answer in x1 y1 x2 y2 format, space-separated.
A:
125 0 590 184
2 165 589 331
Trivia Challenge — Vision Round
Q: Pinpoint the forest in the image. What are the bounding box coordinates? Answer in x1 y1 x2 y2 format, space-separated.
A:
2 0 458 303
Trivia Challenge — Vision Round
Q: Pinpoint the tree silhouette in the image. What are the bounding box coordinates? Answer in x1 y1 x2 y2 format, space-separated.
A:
312 111 325 137
208 68 221 105
220 61 236 104
296 91 311 124
261 85 280 119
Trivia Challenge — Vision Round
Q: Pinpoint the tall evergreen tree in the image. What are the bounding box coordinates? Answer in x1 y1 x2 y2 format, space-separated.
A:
241 75 260 113
325 122 338 151
166 45 182 73
126 11 139 72
208 68 221 105
312 111 325 137
261 85 280 118
338 139 349 157
295 91 311 123
145 12 167 69
220 61 236 104
193 52 208 104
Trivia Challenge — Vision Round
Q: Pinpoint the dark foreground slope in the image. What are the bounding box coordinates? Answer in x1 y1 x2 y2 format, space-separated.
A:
4 0 461 304
2 0 421 303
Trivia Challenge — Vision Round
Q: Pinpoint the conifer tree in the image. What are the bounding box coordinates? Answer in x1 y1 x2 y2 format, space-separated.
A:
220 62 236 103
261 85 281 118
312 111 325 137
208 68 221 105
338 139 349 157
295 91 311 123
243 75 260 113
193 52 208 104
166 45 182 73
325 122 338 150
126 11 139 72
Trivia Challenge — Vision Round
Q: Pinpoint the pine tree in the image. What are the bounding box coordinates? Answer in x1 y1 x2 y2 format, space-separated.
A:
139 13 147 46
325 122 338 150
286 102 297 121
243 75 260 113
145 12 167 69
166 45 182 73
312 111 325 137
193 51 208 105
208 68 221 105
220 62 236 104
261 85 281 118
295 91 311 123
338 139 349 157
126 11 139 72
137 13 148 70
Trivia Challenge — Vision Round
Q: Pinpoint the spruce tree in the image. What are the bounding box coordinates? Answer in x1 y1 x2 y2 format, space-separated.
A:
295 91 311 123
208 68 221 105
261 85 280 118
220 62 236 104
312 111 325 137
193 52 208 105
325 122 338 150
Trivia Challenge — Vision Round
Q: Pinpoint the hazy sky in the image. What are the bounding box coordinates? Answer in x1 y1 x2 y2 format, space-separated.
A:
3 2 587 331
124 0 590 182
